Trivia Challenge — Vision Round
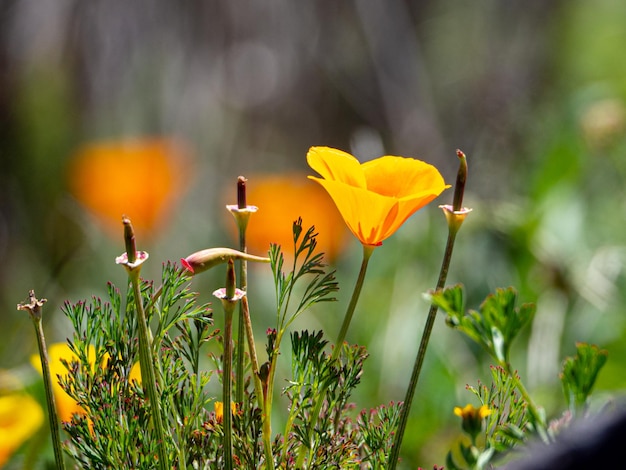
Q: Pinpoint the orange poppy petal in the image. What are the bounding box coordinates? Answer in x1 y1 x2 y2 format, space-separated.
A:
307 147 367 189
361 155 449 199
307 147 449 246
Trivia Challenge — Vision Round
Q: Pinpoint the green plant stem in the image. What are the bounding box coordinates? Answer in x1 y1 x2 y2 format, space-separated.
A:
31 317 67 470
332 244 375 362
235 224 247 405
241 296 275 469
504 362 550 443
295 244 375 468
222 305 235 470
388 229 458 470
129 271 169 470
263 328 285 467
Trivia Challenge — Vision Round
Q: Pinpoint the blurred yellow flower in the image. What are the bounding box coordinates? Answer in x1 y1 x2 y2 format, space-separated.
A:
214 401 237 424
67 137 192 237
307 146 449 246
0 392 44 466
454 403 492 420
225 173 349 261
31 343 141 423
31 343 94 422
454 403 492 439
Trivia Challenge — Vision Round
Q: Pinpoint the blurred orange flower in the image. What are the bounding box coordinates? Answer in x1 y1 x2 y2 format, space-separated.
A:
225 174 349 262
307 147 449 246
31 343 141 423
67 137 192 237
0 372 44 467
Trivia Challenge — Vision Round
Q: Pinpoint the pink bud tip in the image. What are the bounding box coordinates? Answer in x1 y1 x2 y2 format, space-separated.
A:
180 258 194 273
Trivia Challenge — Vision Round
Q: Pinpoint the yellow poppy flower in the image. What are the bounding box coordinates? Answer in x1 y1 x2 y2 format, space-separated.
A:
67 137 192 237
307 147 449 246
0 392 44 466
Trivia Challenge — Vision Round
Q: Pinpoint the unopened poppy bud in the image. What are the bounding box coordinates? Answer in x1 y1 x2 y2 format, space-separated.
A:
237 175 247 209
226 259 236 299
453 150 468 212
116 217 149 272
227 176 258 233
123 216 137 264
181 247 270 275
440 149 472 234
213 260 245 305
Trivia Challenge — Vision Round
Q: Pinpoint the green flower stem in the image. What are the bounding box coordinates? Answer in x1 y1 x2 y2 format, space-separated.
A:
129 270 169 470
30 314 67 470
235 223 247 405
263 328 285 467
295 244 375 468
241 296 275 469
388 228 458 470
332 244 375 362
222 302 235 470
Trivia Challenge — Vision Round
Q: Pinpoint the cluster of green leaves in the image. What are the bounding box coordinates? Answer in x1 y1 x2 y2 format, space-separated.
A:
270 217 339 335
265 219 399 468
436 286 535 365
280 331 365 466
432 285 609 470
273 330 400 469
60 262 218 469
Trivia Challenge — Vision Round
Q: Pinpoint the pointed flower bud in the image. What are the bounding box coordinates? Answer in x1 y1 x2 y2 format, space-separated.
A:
181 247 270 275
440 149 472 234
213 259 246 302
116 217 149 272
226 176 258 233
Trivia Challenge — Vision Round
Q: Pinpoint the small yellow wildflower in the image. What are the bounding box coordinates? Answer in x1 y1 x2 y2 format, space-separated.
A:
454 403 492 439
214 401 238 424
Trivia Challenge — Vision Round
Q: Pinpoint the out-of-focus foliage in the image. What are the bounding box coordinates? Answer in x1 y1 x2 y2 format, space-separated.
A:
2 1 626 467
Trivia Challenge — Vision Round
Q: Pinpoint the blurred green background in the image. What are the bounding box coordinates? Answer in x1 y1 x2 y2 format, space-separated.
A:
2 0 626 468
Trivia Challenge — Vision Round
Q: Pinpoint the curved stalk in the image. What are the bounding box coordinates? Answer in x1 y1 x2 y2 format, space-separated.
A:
387 229 458 469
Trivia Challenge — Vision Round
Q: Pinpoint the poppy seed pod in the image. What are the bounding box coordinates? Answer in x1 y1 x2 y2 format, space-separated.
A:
181 247 270 275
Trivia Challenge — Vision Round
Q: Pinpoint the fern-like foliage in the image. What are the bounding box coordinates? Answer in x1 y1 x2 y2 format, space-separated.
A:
60 262 217 469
